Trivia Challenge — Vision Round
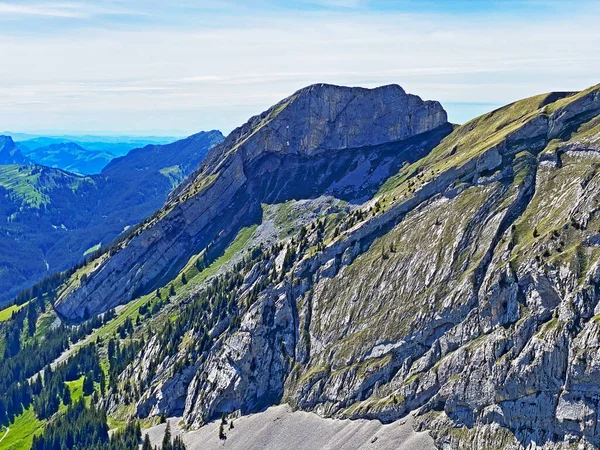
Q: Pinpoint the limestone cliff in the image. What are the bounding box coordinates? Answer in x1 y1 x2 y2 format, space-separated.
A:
54 83 448 319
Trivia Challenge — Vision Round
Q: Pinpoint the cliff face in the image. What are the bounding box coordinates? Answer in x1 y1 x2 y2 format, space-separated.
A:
0 135 31 165
54 83 449 319
60 82 600 449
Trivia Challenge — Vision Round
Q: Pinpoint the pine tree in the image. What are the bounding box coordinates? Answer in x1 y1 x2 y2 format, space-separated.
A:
27 302 37 336
83 371 95 396
100 374 106 395
162 421 173 450
62 383 71 406
142 434 153 450
173 435 187 450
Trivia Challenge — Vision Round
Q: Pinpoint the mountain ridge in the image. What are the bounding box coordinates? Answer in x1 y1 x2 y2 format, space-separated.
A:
5 82 600 449
23 141 115 174
54 83 449 319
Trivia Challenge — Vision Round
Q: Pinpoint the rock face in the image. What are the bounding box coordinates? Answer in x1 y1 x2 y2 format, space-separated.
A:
74 82 600 449
54 83 449 319
0 135 31 165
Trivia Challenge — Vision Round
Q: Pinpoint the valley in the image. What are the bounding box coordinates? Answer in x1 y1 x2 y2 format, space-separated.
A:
0 131 224 305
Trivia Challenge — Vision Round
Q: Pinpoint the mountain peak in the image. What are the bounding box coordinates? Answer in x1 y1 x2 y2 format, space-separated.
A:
0 135 32 165
292 82 407 96
200 83 447 175
54 83 450 320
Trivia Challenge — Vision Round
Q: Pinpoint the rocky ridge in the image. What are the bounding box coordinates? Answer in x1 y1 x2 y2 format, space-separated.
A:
51 82 600 449
54 83 449 319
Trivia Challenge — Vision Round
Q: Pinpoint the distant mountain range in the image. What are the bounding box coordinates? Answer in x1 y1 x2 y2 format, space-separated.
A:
5 132 181 156
19 142 115 175
0 130 224 305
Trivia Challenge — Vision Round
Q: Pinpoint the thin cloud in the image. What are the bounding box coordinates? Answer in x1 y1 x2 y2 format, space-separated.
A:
0 5 599 134
0 2 147 19
0 2 85 18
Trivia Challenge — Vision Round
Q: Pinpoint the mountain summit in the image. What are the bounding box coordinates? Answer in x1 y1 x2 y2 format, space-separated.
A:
0 135 31 165
54 83 449 319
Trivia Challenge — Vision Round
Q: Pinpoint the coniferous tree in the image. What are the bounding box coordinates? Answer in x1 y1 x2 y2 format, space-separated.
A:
173 435 187 450
62 383 71 406
100 373 106 395
162 421 173 450
142 434 153 450
83 371 95 396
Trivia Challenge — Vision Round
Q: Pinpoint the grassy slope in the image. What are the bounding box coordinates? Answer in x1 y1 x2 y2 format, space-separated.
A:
4 376 89 449
0 165 45 208
377 91 575 198
1 407 43 450
0 302 28 322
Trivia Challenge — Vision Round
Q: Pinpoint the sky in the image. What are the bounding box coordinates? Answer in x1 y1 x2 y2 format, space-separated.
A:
0 0 598 137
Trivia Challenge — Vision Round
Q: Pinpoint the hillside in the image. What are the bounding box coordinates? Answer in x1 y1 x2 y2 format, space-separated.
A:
3 83 600 449
0 130 224 305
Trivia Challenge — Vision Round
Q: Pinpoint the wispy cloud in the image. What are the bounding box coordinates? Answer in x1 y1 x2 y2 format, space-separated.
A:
0 1 145 19
301 0 364 8
0 1 598 134
0 2 85 18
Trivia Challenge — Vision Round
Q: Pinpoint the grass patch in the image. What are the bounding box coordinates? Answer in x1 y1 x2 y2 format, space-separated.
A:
83 243 102 257
1 407 44 450
0 302 28 322
159 165 184 188
67 377 85 403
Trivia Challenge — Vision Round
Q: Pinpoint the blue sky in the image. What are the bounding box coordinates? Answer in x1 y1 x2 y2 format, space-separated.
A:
0 0 598 136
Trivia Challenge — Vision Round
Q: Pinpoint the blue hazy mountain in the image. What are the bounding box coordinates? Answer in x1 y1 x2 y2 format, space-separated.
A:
7 132 181 158
22 142 115 175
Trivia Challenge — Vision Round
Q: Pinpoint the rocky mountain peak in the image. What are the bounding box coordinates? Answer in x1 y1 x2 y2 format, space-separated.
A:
0 135 31 165
54 83 450 320
203 83 447 169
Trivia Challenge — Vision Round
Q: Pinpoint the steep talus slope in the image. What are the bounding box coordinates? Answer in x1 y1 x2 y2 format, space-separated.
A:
0 131 222 305
54 84 449 319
